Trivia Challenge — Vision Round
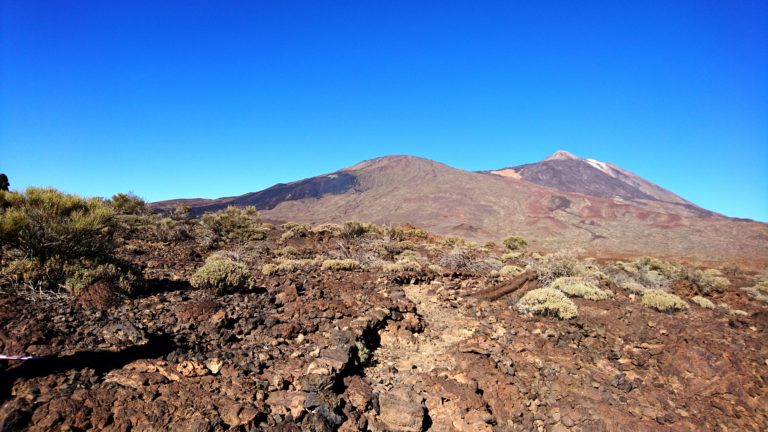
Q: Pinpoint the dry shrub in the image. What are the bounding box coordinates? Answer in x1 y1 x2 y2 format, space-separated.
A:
641 289 688 312
517 288 578 320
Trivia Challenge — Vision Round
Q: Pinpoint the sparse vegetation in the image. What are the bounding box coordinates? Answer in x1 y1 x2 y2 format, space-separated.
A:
517 287 578 320
641 289 689 312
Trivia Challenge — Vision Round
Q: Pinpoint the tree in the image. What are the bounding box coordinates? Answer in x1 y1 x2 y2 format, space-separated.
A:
0 174 8 191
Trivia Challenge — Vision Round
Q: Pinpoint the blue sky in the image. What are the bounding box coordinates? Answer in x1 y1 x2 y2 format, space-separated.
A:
1 1 766 221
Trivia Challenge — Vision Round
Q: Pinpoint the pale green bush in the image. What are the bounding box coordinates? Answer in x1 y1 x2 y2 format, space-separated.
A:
642 289 688 312
549 276 613 301
690 295 715 309
517 288 578 320
499 265 523 277
321 259 361 271
620 281 646 295
383 260 422 273
190 256 253 293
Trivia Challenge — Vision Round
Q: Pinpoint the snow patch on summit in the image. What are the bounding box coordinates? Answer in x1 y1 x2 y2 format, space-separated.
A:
586 158 612 175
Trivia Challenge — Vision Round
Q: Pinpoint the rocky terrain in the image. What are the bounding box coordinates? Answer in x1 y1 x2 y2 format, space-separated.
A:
152 152 768 269
1 218 767 431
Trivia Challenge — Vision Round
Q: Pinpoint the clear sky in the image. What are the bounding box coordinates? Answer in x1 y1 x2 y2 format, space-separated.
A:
1 1 766 221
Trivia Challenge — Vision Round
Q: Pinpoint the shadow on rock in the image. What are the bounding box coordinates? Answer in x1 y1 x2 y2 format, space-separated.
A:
0 333 175 402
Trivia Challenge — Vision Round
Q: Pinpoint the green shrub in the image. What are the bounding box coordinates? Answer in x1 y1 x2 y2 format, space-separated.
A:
499 265 523 277
620 281 646 295
549 276 613 301
321 259 361 271
677 267 730 294
427 264 443 273
1 187 116 262
690 295 715 309
190 256 253 293
383 260 422 273
527 248 587 285
280 223 311 241
641 289 688 312
261 263 278 276
502 236 528 251
274 246 299 257
64 262 135 294
111 193 148 215
199 206 266 246
517 288 578 320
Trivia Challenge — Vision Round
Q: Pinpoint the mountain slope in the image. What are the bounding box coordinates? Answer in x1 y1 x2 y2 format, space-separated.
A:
153 153 768 267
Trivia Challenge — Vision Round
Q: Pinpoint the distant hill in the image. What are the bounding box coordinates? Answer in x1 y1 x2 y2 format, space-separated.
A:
152 152 768 267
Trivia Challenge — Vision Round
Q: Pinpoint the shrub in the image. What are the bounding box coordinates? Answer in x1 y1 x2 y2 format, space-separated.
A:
1 187 116 262
261 263 278 276
691 295 715 309
385 225 427 241
321 259 361 271
274 246 299 257
281 223 311 241
427 264 443 273
632 256 677 277
677 267 731 294
0 173 8 191
199 206 266 246
383 260 422 273
111 193 148 215
502 251 523 261
502 236 528 251
526 248 587 285
549 276 613 301
312 223 343 236
517 288 578 320
190 256 253 293
64 262 135 294
641 289 688 312
620 281 646 295
740 286 768 303
499 265 523 277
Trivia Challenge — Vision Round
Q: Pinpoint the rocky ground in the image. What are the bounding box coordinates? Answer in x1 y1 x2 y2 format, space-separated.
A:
1 226 767 431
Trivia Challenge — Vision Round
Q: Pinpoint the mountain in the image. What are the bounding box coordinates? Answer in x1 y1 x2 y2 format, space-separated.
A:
152 152 768 267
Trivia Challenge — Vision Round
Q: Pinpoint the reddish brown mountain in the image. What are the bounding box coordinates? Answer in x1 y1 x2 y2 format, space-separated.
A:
153 152 768 267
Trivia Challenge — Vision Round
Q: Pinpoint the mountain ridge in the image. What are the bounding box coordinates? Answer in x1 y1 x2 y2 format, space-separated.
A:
152 152 768 267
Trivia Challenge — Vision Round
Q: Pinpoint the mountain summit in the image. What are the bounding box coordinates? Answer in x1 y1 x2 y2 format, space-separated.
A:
490 151 698 210
153 153 768 266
